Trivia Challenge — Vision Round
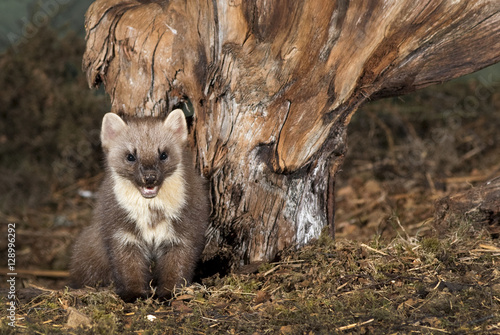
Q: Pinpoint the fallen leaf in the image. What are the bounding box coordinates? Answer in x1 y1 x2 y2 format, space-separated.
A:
66 307 91 328
280 325 294 334
171 300 193 314
254 290 271 304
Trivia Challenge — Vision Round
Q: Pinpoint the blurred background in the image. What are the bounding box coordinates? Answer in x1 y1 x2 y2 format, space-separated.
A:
0 0 109 288
0 0 499 289
0 0 106 213
0 0 91 50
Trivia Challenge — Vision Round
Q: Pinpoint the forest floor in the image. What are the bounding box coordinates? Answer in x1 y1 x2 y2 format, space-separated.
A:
0 28 499 334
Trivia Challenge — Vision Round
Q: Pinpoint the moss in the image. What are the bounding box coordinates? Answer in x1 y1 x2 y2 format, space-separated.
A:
421 237 442 253
3 228 499 334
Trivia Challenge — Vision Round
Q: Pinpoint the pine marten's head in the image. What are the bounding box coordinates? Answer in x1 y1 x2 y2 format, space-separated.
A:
100 109 188 199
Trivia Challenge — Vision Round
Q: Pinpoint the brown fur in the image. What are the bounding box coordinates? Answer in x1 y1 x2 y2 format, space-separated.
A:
69 110 209 302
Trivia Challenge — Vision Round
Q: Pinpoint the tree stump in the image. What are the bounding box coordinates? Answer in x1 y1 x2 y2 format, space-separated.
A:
82 0 500 268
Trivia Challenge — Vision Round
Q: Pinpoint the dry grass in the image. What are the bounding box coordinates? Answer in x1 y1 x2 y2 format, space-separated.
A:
1 226 499 334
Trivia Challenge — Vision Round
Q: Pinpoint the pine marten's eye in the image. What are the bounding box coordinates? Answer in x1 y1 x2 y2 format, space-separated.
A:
126 153 136 162
159 152 168 161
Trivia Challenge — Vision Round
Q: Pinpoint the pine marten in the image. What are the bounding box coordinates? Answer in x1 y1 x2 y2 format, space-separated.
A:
69 109 209 302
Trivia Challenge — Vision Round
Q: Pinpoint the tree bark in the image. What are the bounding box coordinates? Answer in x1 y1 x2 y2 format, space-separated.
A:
83 0 500 268
434 178 500 237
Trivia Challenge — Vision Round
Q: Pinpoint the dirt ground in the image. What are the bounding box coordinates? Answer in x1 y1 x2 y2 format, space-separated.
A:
0 28 499 334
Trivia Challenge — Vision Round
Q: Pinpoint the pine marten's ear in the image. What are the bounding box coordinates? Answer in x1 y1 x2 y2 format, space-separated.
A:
101 113 128 149
164 109 188 143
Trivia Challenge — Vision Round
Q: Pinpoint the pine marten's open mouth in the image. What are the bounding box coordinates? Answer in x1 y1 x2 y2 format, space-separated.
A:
140 186 159 198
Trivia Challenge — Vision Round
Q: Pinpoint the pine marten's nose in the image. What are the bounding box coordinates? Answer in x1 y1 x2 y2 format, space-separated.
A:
142 170 158 185
144 173 157 184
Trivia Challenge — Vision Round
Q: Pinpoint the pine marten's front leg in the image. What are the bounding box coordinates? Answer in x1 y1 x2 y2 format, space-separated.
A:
154 243 199 299
109 239 151 302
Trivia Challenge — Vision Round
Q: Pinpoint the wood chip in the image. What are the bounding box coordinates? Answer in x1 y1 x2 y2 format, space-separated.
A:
336 318 374 331
478 244 500 251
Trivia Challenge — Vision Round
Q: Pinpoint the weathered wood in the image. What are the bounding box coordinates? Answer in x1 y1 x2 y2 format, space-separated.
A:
83 0 500 268
434 178 500 237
